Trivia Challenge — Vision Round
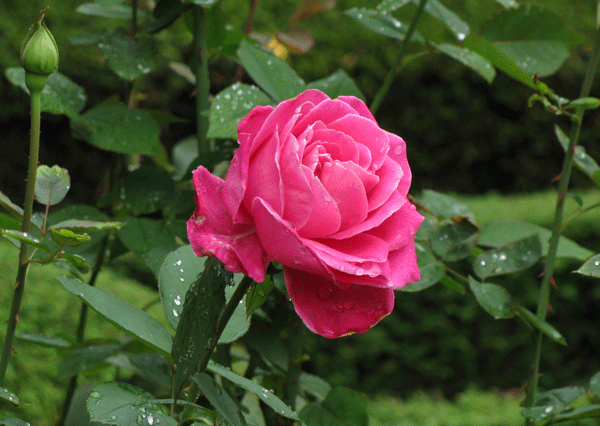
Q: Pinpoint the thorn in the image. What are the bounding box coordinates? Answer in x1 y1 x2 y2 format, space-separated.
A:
538 271 545 278
557 192 564 204
552 173 562 183
550 276 557 288
15 310 19 324
533 72 540 85
547 303 554 313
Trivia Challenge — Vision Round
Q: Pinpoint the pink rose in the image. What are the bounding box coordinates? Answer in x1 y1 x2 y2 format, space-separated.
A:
187 89 423 338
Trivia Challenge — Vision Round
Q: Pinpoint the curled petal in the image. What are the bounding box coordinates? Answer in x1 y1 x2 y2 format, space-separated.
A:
187 167 269 282
320 161 368 230
284 267 395 338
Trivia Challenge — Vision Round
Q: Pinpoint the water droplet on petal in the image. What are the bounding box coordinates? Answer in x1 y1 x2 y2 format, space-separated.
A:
318 286 333 299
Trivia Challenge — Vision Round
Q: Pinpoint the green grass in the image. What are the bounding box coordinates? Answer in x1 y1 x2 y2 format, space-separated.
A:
368 387 524 426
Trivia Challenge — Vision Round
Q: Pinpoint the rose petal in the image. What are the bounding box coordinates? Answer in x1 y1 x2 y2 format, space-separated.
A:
297 166 341 238
284 267 395 338
245 132 284 217
309 128 360 164
368 202 424 249
279 133 313 230
309 233 389 263
319 161 368 230
328 115 389 171
367 156 403 212
187 167 269 282
251 197 334 279
387 241 421 288
386 132 411 197
329 191 405 240
292 98 359 132
338 95 377 122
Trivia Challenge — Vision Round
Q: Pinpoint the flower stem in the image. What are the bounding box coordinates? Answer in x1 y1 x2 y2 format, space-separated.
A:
193 4 210 157
524 23 600 417
0 89 42 386
370 0 429 115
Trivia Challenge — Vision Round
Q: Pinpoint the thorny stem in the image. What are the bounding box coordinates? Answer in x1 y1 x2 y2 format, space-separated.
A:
370 0 429 115
524 23 600 420
0 89 42 386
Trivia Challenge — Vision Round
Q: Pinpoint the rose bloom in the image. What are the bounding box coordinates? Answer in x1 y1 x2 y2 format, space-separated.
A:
187 89 423 338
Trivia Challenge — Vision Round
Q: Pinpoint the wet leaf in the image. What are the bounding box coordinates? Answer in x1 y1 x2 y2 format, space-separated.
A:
50 229 91 247
119 166 175 215
0 388 19 406
429 217 479 262
77 2 133 19
73 104 161 154
435 44 495 83
245 275 274 317
208 362 299 420
35 165 70 206
5 68 87 119
48 219 123 233
418 190 475 220
420 0 469 41
237 40 305 103
556 125 600 182
300 386 368 426
343 8 424 43
468 276 513 319
171 258 229 396
480 4 583 77
193 373 247 426
478 219 593 261
0 191 24 219
590 371 600 399
515 304 567 346
98 30 158 80
15 333 71 348
87 382 177 426
58 275 173 359
0 229 50 253
307 69 366 101
473 234 542 279
575 254 600 278
58 344 121 380
58 253 92 273
207 82 272 139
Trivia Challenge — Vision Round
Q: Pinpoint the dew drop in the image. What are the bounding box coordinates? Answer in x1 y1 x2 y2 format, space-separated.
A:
318 286 333 299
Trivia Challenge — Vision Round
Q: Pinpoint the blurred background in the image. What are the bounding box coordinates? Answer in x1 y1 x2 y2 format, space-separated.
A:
1 0 600 423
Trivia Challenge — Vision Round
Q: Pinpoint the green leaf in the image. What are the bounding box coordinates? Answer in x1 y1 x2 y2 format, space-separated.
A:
0 418 30 426
48 219 123 233
5 68 87 119
418 190 475 220
468 276 513 319
208 362 299 420
575 254 600 278
462 34 550 93
15 333 71 348
473 234 542 279
514 304 567 346
98 30 159 80
439 275 465 294
159 245 203 329
58 344 121 381
185 0 219 6
245 275 274 318
117 216 179 277
418 0 468 41
429 218 479 262
0 388 19 406
171 136 199 180
0 229 50 253
300 386 368 426
343 8 424 43
555 125 600 182
494 0 518 7
58 253 93 273
207 82 273 139
237 40 306 102
553 405 600 422
118 166 175 215
307 69 366 101
74 104 161 154
171 258 229 396
220 274 252 344
50 229 91 247
591 371 600 399
87 382 177 426
192 373 247 426
435 44 495 83
299 373 332 402
401 261 445 292
478 219 593 261
565 97 600 110
57 275 173 359
34 165 71 206
77 2 133 19
0 191 24 219
480 4 583 77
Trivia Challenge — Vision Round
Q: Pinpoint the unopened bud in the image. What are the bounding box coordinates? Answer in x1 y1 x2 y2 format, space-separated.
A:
21 9 59 92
